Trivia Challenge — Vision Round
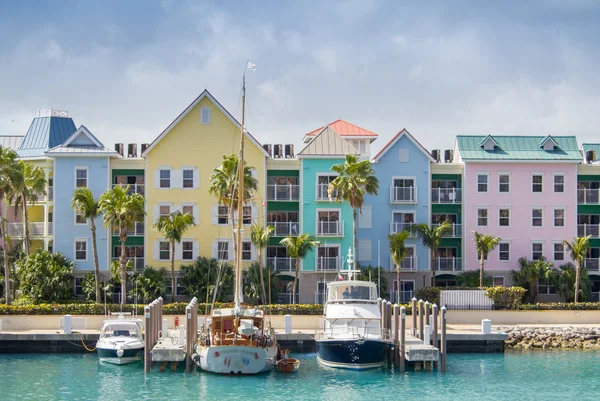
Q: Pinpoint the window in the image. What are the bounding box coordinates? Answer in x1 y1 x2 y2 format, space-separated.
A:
554 175 564 193
476 251 488 261
159 170 171 188
399 148 409 162
201 107 211 124
532 175 543 193
75 208 86 225
317 175 337 199
243 206 252 225
554 243 564 261
493 277 505 287
499 243 510 261
499 209 510 227
477 174 488 192
554 209 565 227
499 174 510 192
538 278 557 295
218 206 229 225
317 210 341 235
166 278 185 297
183 170 194 188
74 277 84 296
217 241 229 260
532 243 543 260
76 168 88 188
242 241 252 261
317 245 340 270
182 241 193 260
159 205 170 217
75 240 87 260
159 242 170 260
182 205 193 215
477 208 488 226
532 209 543 227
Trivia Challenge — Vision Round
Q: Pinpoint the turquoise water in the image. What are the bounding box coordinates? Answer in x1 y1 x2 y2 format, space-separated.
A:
1 351 599 400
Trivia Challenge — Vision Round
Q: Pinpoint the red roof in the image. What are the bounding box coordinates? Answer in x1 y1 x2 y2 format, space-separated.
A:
306 119 378 137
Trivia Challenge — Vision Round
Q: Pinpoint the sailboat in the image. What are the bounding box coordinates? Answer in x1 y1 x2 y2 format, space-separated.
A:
192 62 279 375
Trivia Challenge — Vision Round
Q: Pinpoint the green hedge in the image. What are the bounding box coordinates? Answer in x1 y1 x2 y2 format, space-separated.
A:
516 302 600 311
484 287 526 310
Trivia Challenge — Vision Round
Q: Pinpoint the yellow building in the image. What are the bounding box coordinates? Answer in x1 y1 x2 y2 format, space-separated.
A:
143 90 268 293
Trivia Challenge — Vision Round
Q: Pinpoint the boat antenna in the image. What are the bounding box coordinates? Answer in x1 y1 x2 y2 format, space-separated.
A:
104 282 107 318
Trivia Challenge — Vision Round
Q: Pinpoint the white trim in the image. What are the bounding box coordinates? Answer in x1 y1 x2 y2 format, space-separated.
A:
531 241 544 260
497 172 511 193
62 125 103 148
498 241 511 262
461 159 579 164
74 207 87 226
498 207 511 228
553 207 566 228
372 129 435 162
476 207 489 227
552 173 565 193
315 173 338 201
315 243 342 271
74 166 89 189
476 172 489 193
552 241 566 263
158 240 171 261
492 276 506 287
74 238 88 262
531 207 544 228
531 172 544 194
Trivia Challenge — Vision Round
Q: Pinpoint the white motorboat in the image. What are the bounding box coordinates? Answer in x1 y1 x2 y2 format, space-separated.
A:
96 314 144 365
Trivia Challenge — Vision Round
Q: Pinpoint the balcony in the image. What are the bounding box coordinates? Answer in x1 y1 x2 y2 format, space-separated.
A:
6 222 45 237
48 222 53 235
434 257 462 272
316 220 344 236
267 257 297 272
113 222 144 236
390 290 415 304
432 223 462 238
578 189 600 205
431 188 461 204
268 221 299 237
48 187 53 201
390 186 417 204
389 222 414 235
585 258 600 272
112 257 145 272
578 224 600 238
113 184 145 196
392 256 417 271
317 257 340 271
267 184 299 201
316 184 338 201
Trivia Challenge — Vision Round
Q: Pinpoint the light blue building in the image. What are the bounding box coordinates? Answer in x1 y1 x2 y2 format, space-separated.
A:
357 129 434 303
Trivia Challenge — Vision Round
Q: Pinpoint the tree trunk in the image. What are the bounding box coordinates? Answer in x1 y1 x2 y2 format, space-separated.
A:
480 254 484 288
258 249 266 305
530 279 538 303
292 257 299 305
353 208 358 270
90 218 101 303
120 225 127 307
22 193 30 255
0 200 11 304
574 261 581 303
171 239 176 303
396 259 401 304
431 247 436 288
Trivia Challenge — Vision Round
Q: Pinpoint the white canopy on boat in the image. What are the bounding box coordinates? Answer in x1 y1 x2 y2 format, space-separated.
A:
324 303 381 320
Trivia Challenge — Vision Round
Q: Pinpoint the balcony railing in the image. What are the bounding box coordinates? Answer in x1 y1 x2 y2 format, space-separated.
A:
317 257 340 271
431 187 461 204
585 258 600 272
316 220 344 236
267 184 299 201
48 222 53 235
434 257 462 272
578 224 600 238
267 221 299 237
316 184 338 201
113 184 145 196
276 293 296 304
392 256 417 271
6 222 45 237
32 191 46 202
578 189 600 205
389 222 414 235
390 290 415 304
390 186 417 203
432 223 462 237
266 257 297 272
112 222 144 236
112 257 145 271
48 187 53 201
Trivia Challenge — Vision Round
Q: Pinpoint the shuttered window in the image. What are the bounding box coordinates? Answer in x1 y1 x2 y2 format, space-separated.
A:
358 205 372 228
357 240 372 262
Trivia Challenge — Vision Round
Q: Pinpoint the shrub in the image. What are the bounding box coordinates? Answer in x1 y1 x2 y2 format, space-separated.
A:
484 286 526 310
16 250 74 303
516 302 600 310
179 257 234 303
129 267 168 303
457 271 492 287
415 287 441 304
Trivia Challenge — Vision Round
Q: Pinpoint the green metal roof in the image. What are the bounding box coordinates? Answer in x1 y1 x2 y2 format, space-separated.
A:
582 144 600 154
456 135 581 161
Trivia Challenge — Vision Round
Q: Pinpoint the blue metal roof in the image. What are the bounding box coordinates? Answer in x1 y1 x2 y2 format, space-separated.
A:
19 116 76 152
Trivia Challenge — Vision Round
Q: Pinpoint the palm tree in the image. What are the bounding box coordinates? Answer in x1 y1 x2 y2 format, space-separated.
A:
473 231 501 287
557 262 592 302
511 257 556 303
562 236 591 303
280 233 320 304
0 146 19 304
388 230 410 303
243 262 281 305
250 223 274 304
153 211 195 302
99 184 145 306
408 221 453 287
328 154 379 269
71 187 102 303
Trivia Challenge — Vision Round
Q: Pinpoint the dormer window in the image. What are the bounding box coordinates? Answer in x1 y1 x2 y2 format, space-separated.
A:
540 136 558 151
200 107 211 124
479 135 498 151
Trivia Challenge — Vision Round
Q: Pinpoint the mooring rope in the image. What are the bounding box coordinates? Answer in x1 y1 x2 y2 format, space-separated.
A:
72 331 96 352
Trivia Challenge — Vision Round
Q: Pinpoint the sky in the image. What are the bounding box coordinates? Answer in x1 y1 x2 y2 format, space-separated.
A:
1 0 600 155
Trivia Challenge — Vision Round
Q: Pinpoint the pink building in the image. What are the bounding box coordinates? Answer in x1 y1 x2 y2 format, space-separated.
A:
456 135 581 286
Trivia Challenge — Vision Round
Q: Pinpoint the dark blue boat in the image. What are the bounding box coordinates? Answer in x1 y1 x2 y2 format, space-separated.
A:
316 338 389 369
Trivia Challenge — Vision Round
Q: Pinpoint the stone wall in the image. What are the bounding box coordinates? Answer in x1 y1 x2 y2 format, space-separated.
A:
500 326 600 349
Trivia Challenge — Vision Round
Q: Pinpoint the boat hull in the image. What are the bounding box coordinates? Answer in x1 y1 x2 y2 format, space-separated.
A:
196 345 277 375
316 339 390 369
97 346 143 365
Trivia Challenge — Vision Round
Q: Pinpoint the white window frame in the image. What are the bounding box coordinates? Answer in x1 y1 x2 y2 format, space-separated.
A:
392 245 416 270
498 241 510 262
477 173 489 193
216 240 230 261
241 240 253 261
531 207 543 227
553 241 565 262
316 244 341 271
242 205 252 225
492 276 505 287
200 107 211 124
498 207 510 227
476 207 489 227
74 207 87 226
532 241 544 260
217 205 229 226
553 173 565 193
399 148 409 162
159 241 170 260
159 168 171 188
316 173 338 200
182 169 194 189
182 240 194 261
75 166 88 188
531 173 543 193
498 173 510 193
74 239 88 261
553 207 565 227
316 208 342 235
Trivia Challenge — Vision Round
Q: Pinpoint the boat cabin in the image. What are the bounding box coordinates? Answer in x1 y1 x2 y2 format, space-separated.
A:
204 308 269 347
100 321 142 338
326 281 378 304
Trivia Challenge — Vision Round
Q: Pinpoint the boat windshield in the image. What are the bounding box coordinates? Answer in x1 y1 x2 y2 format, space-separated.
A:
101 323 140 338
327 284 376 302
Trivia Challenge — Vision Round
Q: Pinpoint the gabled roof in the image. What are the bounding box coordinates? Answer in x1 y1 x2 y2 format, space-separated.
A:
62 125 103 148
0 135 24 150
46 125 117 156
539 135 558 148
372 128 434 162
478 135 499 148
18 116 76 158
297 126 359 157
304 119 378 142
142 89 269 157
456 135 581 161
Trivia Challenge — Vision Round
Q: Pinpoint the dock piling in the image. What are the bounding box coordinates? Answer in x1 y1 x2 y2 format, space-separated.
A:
418 299 424 340
144 306 151 373
393 304 399 367
441 305 447 372
411 298 417 336
432 304 439 368
400 305 406 373
385 301 392 335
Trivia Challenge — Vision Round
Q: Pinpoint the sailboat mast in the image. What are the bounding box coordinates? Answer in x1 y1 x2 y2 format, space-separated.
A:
235 73 246 307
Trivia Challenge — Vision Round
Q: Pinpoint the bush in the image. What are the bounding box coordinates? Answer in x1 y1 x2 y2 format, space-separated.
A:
16 250 74 303
179 257 234 303
415 287 441 304
129 267 168 303
484 286 526 310
516 302 600 310
457 271 492 287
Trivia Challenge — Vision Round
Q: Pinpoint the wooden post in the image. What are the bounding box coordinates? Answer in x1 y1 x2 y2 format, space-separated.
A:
424 301 430 344
411 297 417 336
144 306 151 373
377 298 383 329
441 305 447 372
418 299 424 340
386 301 392 334
158 297 163 337
149 302 156 351
393 304 399 367
185 305 192 372
400 305 406 373
432 304 438 349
